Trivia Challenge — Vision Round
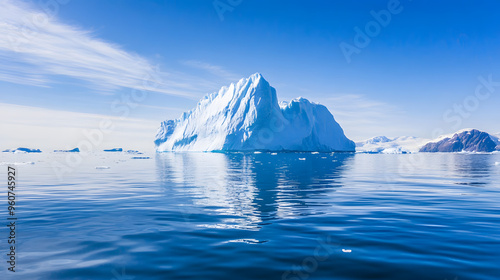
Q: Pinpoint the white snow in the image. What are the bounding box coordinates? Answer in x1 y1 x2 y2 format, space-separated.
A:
428 128 478 144
356 136 428 154
155 73 355 152
490 133 500 145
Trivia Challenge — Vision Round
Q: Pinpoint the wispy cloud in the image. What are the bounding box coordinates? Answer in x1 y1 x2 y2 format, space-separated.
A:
316 94 411 140
0 0 211 97
0 102 159 151
181 60 242 81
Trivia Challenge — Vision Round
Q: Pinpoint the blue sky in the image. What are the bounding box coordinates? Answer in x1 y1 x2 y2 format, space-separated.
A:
1 0 499 150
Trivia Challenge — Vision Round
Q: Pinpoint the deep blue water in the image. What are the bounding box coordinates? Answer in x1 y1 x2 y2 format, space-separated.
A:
1 152 499 280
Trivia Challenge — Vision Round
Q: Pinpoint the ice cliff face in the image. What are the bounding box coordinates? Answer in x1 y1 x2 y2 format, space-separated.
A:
155 73 355 152
419 129 499 153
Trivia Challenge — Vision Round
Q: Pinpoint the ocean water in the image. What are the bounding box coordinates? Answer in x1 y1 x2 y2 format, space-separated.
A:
1 152 499 280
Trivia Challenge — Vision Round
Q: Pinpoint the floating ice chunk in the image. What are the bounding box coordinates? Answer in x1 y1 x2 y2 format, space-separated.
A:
299 158 306 161
103 148 122 152
311 152 319 154
342 249 352 253
54 148 79 153
3 147 42 153
0 162 35 165
226 239 267 244
495 162 500 166
271 153 278 155
95 166 110 169
126 150 143 154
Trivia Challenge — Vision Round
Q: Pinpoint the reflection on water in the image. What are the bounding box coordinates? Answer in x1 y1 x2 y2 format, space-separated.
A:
451 154 495 185
156 152 354 230
1 152 499 279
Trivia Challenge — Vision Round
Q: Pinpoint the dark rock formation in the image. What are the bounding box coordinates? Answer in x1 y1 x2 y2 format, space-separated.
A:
420 129 497 153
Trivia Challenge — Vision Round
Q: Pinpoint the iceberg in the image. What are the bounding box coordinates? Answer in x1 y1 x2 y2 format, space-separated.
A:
125 150 143 154
3 147 42 153
103 148 123 152
155 73 355 152
54 148 80 153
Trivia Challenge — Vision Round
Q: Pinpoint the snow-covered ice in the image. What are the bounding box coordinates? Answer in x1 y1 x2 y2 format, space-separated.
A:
356 136 428 154
3 147 42 153
54 148 80 153
155 73 355 152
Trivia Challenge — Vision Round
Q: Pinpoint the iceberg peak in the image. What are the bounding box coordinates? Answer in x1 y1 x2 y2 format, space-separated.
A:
155 73 355 152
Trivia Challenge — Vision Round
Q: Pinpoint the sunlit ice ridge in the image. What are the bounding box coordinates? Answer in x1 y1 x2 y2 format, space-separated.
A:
154 73 355 152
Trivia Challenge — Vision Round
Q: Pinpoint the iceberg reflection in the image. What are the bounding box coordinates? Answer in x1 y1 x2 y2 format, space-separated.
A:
155 152 353 230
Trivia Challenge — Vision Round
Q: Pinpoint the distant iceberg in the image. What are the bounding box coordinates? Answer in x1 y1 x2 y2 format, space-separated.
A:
125 150 143 154
3 147 42 153
54 148 80 153
356 136 427 154
155 73 355 152
103 148 123 152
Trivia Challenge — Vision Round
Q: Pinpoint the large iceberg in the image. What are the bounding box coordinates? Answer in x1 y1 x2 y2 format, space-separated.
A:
155 73 355 152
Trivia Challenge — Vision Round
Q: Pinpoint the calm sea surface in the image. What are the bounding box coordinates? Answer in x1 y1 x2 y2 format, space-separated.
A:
1 152 499 280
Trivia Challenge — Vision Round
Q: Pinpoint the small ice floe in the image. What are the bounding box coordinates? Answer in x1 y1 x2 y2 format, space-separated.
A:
95 166 110 169
254 151 262 154
226 239 267 244
299 158 306 161
103 148 122 152
271 153 278 155
311 152 319 154
54 148 79 153
131 157 151 159
495 162 500 166
3 147 42 153
342 249 352 253
126 150 143 154
0 162 35 165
